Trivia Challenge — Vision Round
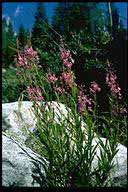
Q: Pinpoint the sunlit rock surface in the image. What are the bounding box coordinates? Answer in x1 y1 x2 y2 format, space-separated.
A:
2 101 127 186
2 134 46 187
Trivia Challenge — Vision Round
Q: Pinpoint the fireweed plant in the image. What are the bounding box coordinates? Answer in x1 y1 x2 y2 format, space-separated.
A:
14 37 127 187
104 61 127 146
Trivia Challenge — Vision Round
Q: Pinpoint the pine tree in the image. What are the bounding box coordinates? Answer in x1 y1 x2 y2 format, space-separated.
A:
66 3 91 34
2 18 15 68
52 3 66 34
18 24 28 48
31 3 48 49
111 5 120 37
2 18 7 51
106 3 121 37
7 21 14 37
52 3 99 36
31 3 58 71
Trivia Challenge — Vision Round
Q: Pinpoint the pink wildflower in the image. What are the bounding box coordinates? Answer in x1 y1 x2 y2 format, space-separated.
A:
63 59 73 68
78 90 93 114
60 48 71 60
27 86 44 101
106 73 117 86
54 85 65 94
15 54 27 67
47 72 58 83
90 81 101 94
24 46 38 59
60 48 74 69
61 71 74 87
106 71 122 100
15 46 38 69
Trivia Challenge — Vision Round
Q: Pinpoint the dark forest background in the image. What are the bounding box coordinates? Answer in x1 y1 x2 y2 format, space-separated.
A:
2 3 127 109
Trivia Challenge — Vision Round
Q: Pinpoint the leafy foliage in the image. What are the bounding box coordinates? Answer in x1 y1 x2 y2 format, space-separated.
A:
2 67 25 103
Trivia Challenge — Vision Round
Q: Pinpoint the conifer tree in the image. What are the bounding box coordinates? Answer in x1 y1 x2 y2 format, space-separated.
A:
52 3 99 36
31 3 48 50
31 3 58 71
18 24 28 48
2 18 15 68
52 3 66 34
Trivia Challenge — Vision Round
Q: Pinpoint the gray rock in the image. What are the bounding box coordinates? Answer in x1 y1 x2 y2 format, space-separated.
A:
2 101 127 186
2 133 46 187
2 101 74 143
2 101 36 143
2 68 7 73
